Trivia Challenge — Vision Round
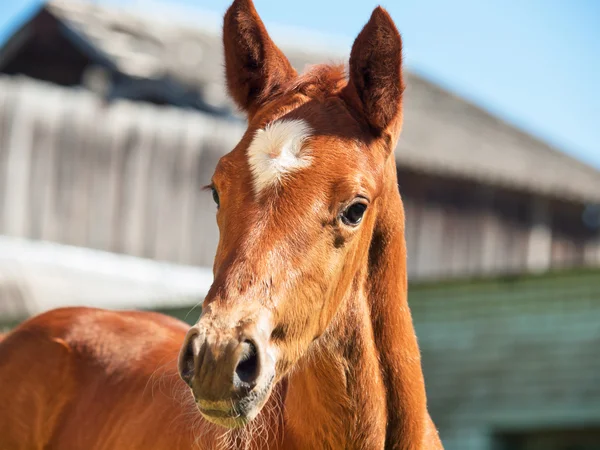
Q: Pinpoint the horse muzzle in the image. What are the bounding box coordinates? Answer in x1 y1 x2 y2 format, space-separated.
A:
177 318 276 428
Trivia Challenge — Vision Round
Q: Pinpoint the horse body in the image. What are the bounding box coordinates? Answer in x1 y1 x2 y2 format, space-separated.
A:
0 308 199 450
0 304 439 449
0 0 443 448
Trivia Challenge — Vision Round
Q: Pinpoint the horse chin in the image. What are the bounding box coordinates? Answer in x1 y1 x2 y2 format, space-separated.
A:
200 414 250 429
197 381 273 429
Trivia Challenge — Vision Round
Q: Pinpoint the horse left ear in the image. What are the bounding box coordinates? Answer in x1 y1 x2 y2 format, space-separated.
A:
345 7 404 140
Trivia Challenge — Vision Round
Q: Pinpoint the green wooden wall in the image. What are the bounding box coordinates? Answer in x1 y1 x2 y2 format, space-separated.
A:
410 269 600 450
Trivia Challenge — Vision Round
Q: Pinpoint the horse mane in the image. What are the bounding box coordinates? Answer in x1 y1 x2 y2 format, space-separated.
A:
287 63 348 101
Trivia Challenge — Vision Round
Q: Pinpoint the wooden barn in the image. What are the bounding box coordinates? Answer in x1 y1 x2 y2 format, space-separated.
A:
0 1 599 449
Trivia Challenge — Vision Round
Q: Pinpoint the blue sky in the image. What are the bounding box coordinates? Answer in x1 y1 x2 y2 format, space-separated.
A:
1 0 598 169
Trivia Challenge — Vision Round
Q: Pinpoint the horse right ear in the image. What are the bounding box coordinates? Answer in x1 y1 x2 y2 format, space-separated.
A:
223 0 297 117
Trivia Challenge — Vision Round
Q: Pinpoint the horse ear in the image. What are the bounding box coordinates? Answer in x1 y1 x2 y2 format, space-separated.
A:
345 7 404 138
223 0 297 116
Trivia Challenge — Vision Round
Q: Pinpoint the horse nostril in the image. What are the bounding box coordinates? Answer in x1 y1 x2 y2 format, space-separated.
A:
179 333 198 387
235 340 260 386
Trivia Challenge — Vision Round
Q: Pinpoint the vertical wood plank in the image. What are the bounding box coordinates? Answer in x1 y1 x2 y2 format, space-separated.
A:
177 113 206 265
0 78 14 231
84 101 113 251
105 102 136 254
38 89 63 243
4 79 34 237
151 107 186 262
121 104 155 257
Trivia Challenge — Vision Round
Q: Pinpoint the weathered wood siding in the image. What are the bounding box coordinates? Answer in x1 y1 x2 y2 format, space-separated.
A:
0 76 243 267
401 170 600 280
1 76 599 279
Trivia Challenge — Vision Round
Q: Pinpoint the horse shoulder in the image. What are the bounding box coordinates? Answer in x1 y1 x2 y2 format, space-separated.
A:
0 309 76 449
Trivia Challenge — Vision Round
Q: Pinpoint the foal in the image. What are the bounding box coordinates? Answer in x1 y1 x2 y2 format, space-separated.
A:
0 1 442 449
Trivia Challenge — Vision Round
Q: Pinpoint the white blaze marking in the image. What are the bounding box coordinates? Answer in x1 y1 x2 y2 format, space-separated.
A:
247 119 313 193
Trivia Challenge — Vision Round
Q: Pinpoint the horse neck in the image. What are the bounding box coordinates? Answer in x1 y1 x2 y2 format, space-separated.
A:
283 159 428 449
367 158 429 449
283 288 388 449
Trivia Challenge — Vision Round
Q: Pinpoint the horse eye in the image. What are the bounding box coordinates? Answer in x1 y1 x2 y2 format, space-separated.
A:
341 202 367 226
211 187 220 208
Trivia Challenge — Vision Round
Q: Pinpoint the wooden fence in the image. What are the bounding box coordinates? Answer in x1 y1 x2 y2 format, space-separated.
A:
0 75 244 267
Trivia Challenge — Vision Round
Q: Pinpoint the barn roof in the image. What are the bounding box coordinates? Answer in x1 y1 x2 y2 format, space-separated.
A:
2 0 599 204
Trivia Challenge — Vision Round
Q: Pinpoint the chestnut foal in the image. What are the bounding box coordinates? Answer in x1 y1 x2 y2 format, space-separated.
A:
0 1 442 449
